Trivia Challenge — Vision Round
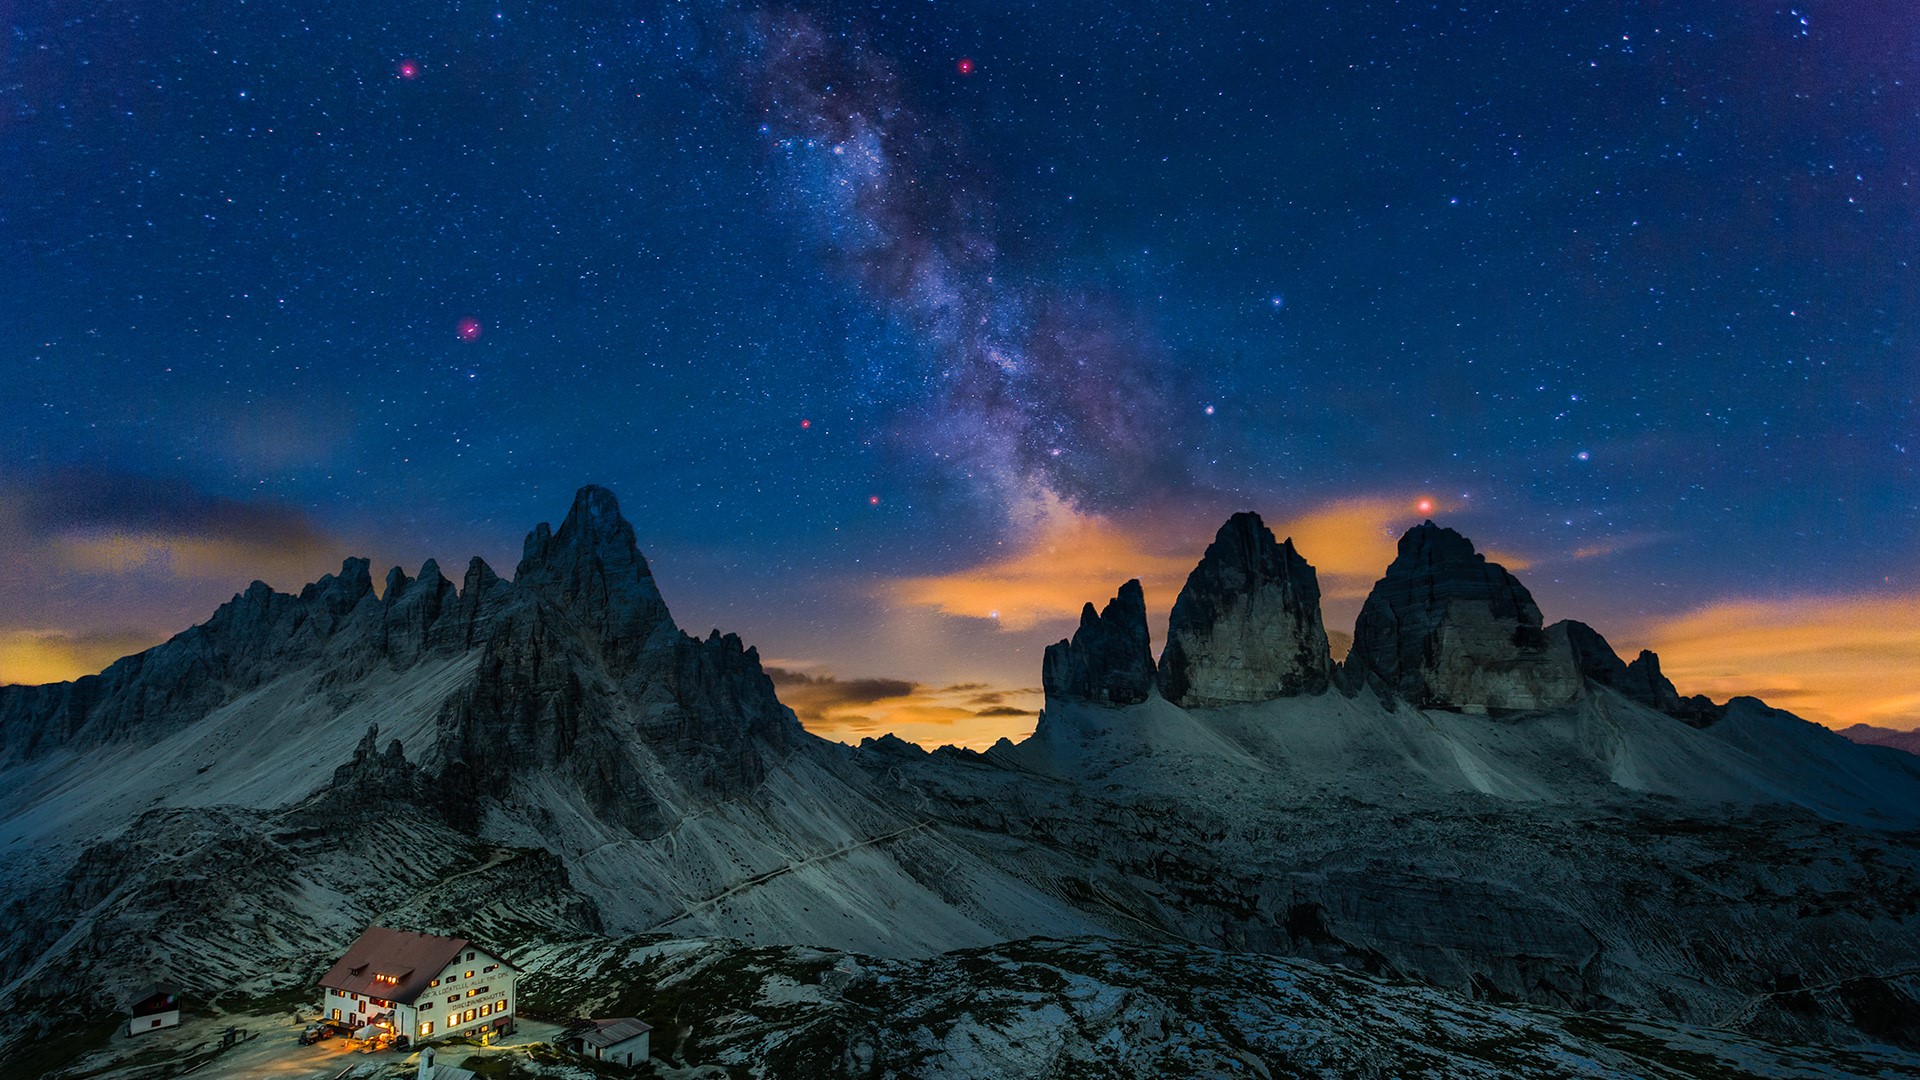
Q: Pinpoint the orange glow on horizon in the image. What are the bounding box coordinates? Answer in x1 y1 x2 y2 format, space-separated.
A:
885 505 1194 631
1639 591 1920 732
0 629 166 687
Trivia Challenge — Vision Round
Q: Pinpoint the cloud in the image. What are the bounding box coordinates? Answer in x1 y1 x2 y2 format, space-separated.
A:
0 468 361 685
765 665 1043 750
1571 533 1670 561
9 467 341 583
766 667 919 714
1267 494 1530 601
0 628 166 687
885 502 1194 631
1638 591 1920 730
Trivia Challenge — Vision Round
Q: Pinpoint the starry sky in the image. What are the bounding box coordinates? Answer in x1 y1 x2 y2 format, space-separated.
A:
4 1 1917 747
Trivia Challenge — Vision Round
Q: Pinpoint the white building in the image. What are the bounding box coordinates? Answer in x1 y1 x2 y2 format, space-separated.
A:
318 927 518 1044
569 1017 652 1067
127 984 181 1036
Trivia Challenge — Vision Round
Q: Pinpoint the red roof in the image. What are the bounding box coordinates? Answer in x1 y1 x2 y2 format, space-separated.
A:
318 927 470 1006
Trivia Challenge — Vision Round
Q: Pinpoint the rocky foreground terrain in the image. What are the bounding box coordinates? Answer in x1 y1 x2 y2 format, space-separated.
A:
3 487 1918 1077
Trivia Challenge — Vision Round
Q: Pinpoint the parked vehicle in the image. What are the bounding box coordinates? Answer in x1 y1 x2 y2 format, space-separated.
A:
299 1019 350 1045
297 1023 332 1046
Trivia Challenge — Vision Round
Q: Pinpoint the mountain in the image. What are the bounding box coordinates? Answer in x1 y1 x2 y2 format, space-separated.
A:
1156 511 1331 706
5 489 1919 1076
1841 723 1920 757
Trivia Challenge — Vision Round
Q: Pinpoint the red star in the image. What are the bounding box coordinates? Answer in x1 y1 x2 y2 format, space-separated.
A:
956 57 976 76
800 419 812 430
868 495 881 506
456 317 482 341
397 60 420 80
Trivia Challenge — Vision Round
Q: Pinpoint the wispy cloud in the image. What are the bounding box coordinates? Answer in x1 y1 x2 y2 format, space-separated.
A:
1267 494 1530 601
0 468 358 685
884 501 1194 631
1639 591 1920 730
766 666 1042 750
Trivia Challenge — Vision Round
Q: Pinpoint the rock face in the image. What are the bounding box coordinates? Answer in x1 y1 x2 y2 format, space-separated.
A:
1347 522 1580 712
1558 620 1684 713
1157 512 1331 706
1043 580 1156 706
513 484 676 662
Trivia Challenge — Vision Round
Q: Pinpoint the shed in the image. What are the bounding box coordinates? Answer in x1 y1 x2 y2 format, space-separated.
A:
568 1016 652 1066
127 984 181 1036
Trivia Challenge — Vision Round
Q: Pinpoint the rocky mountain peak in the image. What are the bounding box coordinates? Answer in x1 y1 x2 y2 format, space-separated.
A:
1158 512 1331 706
513 484 675 656
299 557 375 616
1559 620 1685 714
1347 522 1579 712
1043 579 1155 706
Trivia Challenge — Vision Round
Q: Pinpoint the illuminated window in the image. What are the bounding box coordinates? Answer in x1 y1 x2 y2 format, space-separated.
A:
447 995 458 1004
467 989 477 998
495 999 506 1012
419 1022 433 1036
463 1008 476 1023
481 1004 492 1017
429 979 439 988
464 970 474 979
447 1014 457 1028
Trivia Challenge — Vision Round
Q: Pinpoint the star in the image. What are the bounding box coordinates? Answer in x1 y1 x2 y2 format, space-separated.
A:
800 419 812 429
956 57 976 76
397 60 420 80
456 317 482 341
1415 497 1435 515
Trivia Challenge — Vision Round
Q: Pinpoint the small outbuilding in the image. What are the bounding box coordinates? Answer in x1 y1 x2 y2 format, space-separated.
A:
127 984 181 1036
568 1017 652 1067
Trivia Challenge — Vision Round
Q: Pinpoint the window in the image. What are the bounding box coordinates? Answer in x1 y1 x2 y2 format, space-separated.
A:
495 999 507 1012
466 952 475 962
150 1018 162 1028
463 1009 476 1023
484 964 497 973
429 979 439 988
464 970 474 979
331 1009 340 1021
419 1022 433 1036
466 988 477 998
481 1004 492 1017
447 995 458 1004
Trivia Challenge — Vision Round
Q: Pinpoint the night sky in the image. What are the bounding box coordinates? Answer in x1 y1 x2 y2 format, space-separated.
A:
5 1 1917 747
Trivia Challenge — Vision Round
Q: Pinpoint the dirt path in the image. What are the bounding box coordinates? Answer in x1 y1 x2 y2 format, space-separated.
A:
648 820 933 930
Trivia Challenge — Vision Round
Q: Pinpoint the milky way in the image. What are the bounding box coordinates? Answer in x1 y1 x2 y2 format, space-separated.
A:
747 9 1185 528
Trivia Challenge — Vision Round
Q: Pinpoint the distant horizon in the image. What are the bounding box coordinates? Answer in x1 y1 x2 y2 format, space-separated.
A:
5 485 1913 751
